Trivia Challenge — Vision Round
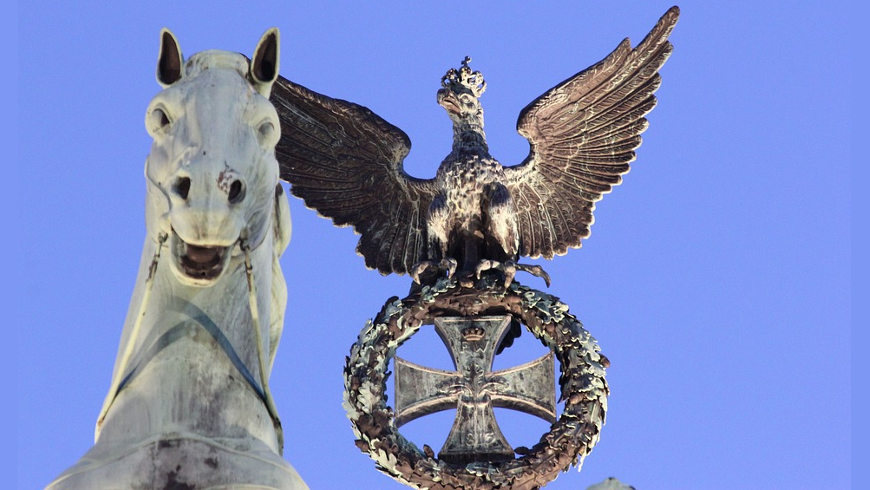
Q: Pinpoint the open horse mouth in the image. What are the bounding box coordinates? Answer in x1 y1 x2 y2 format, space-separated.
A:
170 228 234 284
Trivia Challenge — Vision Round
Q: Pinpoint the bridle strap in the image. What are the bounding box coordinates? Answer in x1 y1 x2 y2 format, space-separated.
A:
115 303 267 403
241 240 285 452
94 234 284 452
95 232 168 440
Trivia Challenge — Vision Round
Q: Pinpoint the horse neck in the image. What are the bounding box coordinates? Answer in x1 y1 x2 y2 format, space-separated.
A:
117 235 273 376
98 234 279 450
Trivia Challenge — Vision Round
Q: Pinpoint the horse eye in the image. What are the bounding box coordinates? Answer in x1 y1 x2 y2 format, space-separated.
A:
257 121 276 146
149 107 172 134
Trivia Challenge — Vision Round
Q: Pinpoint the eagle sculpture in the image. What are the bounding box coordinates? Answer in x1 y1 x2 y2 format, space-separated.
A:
272 7 679 287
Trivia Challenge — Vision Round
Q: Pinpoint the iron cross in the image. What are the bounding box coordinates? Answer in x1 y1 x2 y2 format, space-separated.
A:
394 316 555 464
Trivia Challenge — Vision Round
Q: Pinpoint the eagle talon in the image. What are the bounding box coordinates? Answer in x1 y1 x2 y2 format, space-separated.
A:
440 258 458 279
515 263 551 287
411 261 435 284
411 258 458 284
475 259 496 279
503 262 517 287
475 259 516 288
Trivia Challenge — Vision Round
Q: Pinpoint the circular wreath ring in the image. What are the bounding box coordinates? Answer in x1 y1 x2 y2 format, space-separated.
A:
343 276 610 490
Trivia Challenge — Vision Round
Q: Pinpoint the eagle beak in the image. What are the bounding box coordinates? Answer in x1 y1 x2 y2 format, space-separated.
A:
437 89 461 116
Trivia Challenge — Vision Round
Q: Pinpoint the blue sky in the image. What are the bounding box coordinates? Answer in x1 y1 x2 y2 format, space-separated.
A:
16 1 852 489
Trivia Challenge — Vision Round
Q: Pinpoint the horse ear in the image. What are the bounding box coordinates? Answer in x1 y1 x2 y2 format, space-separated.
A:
251 28 280 97
157 28 183 87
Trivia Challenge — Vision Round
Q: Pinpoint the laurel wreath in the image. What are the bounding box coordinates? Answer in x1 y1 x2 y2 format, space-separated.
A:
343 276 610 489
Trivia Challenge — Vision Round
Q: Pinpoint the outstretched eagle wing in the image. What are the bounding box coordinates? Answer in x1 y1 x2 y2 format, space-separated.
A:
505 6 678 258
271 77 437 275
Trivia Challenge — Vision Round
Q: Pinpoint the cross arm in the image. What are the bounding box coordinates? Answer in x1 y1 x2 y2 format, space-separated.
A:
394 356 462 427
489 351 556 423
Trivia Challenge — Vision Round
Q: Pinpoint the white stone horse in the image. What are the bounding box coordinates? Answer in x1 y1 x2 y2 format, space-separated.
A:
48 29 306 489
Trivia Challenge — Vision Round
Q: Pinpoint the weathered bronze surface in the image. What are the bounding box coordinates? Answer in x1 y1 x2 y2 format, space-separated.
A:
272 6 679 289
344 278 610 489
324 5 680 487
395 316 555 464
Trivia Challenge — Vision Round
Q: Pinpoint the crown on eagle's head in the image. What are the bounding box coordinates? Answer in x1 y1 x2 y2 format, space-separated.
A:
441 56 486 98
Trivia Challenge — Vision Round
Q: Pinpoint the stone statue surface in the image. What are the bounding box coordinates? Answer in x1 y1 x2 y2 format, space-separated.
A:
48 28 306 489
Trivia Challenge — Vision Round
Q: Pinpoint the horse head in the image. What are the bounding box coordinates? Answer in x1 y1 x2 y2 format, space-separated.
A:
143 28 290 287
47 29 308 490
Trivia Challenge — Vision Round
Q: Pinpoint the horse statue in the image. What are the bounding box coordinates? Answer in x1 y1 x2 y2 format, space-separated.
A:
48 29 307 489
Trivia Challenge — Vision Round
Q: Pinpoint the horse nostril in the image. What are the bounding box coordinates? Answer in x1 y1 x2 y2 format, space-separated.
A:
174 176 191 200
228 179 245 204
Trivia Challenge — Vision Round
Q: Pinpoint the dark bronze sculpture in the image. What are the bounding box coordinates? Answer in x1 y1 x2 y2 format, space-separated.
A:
272 6 679 488
394 315 556 465
272 7 678 289
342 278 610 488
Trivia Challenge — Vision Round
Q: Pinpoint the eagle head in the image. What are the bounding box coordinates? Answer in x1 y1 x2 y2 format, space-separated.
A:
438 56 486 125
